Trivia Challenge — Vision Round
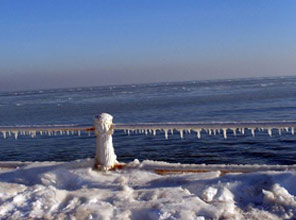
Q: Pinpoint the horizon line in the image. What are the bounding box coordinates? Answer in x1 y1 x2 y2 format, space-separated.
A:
1 74 295 94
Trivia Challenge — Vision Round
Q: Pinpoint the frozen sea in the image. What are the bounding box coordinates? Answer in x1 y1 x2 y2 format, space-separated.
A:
1 76 296 165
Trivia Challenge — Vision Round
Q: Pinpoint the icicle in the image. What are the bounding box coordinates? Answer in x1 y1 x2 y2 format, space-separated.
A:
145 129 148 135
285 127 289 132
187 129 191 134
31 131 36 138
169 129 174 135
193 129 201 139
278 128 282 136
222 128 227 139
268 128 272 137
251 128 255 137
153 129 156 136
292 127 295 135
241 128 245 135
231 128 236 136
208 129 212 135
213 129 217 135
13 131 18 140
179 129 184 139
164 129 168 139
2 131 7 139
127 130 130 135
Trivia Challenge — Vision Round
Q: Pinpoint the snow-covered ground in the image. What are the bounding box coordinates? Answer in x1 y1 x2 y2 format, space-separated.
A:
0 159 296 220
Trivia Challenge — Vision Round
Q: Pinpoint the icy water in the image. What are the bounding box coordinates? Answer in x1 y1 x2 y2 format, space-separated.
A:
1 76 296 164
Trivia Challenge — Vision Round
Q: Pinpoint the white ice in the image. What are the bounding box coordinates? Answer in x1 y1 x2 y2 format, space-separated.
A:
1 125 296 140
0 159 296 220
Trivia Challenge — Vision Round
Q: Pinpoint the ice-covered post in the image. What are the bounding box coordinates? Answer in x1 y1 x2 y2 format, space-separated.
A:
93 113 118 171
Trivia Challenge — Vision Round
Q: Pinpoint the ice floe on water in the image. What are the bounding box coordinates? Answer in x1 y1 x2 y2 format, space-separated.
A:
0 159 296 219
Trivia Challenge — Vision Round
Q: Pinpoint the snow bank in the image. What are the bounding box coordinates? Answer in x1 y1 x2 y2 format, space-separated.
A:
0 159 296 220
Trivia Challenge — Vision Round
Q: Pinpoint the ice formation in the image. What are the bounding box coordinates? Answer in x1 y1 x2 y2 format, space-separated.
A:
0 126 94 140
93 113 118 171
113 122 296 140
1 121 296 141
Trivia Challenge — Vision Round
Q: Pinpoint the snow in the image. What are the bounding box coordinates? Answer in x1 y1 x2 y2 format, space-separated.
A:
94 113 118 170
0 159 296 219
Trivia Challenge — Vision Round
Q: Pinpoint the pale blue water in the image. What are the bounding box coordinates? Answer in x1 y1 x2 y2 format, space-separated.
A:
1 76 296 164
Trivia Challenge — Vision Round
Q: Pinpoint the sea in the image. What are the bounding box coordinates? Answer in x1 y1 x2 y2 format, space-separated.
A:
1 76 296 165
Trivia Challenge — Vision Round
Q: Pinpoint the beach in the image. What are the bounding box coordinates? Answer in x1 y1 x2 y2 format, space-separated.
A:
1 159 296 219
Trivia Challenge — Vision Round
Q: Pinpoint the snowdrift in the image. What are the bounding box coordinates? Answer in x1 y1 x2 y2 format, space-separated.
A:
0 159 296 220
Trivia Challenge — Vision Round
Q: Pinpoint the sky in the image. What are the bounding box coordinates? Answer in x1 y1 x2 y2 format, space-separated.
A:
0 0 296 91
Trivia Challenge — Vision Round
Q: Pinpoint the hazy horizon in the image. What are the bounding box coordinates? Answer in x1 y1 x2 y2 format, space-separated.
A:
1 74 295 93
1 0 296 91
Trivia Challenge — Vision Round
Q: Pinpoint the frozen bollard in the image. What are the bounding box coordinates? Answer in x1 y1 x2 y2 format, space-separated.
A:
93 113 118 171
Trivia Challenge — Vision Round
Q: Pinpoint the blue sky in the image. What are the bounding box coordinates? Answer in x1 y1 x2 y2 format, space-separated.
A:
0 0 296 91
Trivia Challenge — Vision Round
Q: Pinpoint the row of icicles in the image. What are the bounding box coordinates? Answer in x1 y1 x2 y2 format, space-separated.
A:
0 130 91 139
124 126 295 139
0 126 295 140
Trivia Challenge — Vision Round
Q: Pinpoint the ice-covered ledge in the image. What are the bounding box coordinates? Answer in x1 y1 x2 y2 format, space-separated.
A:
93 113 118 171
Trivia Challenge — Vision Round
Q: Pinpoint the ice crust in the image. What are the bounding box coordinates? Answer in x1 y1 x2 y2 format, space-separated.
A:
94 113 118 170
0 159 296 220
